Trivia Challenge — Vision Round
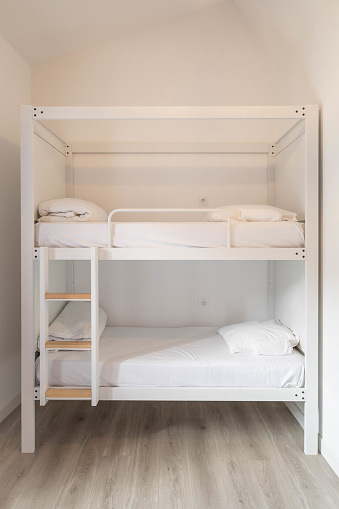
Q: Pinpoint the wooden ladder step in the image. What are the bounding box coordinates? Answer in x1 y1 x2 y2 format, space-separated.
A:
45 293 91 300
46 388 92 400
45 340 91 350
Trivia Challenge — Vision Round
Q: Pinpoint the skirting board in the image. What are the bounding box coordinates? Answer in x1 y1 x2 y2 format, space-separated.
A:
285 401 339 478
320 437 339 479
0 393 20 424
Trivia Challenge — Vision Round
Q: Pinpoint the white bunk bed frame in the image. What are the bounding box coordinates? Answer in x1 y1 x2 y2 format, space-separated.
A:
21 105 319 454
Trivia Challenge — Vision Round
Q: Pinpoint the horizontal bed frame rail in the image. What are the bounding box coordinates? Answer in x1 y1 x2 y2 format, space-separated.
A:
33 105 307 121
71 141 270 155
33 386 306 402
99 386 306 402
34 247 306 261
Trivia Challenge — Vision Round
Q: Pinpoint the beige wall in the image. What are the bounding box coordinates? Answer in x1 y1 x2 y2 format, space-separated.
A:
0 34 31 420
32 3 280 107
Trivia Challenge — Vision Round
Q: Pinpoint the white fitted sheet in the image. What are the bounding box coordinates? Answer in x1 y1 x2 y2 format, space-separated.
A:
36 326 305 388
35 221 305 248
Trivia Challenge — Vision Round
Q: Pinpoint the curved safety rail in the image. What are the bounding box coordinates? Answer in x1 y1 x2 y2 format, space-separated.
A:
107 208 231 248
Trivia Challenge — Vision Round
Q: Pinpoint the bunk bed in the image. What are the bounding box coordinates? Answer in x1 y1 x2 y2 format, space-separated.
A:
21 105 319 455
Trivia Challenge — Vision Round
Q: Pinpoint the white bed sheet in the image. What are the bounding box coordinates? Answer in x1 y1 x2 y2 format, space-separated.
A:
36 326 305 388
35 221 305 248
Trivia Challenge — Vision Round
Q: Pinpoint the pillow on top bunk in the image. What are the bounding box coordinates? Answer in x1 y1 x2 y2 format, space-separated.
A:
38 198 108 222
217 319 300 356
48 302 107 341
207 205 297 222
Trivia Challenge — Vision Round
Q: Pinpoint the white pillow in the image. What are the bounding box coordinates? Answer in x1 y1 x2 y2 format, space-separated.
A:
38 216 108 223
217 319 300 356
39 198 108 222
48 301 107 340
207 205 297 222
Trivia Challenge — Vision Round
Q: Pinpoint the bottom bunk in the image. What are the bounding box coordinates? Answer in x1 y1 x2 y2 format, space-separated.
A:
36 325 305 390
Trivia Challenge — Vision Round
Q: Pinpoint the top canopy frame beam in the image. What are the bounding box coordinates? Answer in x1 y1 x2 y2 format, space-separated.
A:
32 105 307 121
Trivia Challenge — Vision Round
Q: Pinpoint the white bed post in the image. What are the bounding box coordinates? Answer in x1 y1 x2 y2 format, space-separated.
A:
39 248 49 406
91 247 99 405
304 105 319 454
21 106 36 453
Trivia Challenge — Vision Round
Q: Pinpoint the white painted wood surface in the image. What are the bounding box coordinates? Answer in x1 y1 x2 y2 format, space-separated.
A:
21 105 319 455
39 247 49 406
90 247 99 406
20 105 36 453
34 105 306 120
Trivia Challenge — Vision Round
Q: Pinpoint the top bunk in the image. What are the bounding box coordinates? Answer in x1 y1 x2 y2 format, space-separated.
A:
21 105 319 262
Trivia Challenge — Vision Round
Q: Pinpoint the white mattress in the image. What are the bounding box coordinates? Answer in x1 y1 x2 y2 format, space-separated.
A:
35 221 305 248
36 326 305 388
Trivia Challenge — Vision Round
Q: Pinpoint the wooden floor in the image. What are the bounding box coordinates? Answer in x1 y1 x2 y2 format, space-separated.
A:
0 401 339 509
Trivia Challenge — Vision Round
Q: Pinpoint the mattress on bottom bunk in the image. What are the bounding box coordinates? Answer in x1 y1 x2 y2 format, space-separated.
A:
34 221 305 248
35 326 305 388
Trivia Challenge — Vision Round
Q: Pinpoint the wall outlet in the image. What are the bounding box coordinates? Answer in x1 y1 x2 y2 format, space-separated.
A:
199 196 209 206
199 298 209 308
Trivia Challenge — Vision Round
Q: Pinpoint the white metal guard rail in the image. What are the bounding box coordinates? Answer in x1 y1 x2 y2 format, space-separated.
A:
107 208 231 248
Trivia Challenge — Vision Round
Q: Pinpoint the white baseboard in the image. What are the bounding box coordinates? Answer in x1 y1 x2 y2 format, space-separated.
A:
0 393 20 423
319 437 339 479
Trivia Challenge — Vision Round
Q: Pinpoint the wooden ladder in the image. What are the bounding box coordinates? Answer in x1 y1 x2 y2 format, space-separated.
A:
39 247 99 405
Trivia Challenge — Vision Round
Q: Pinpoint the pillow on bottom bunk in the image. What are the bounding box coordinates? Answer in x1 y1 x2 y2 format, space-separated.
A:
38 302 107 350
217 319 300 355
48 301 107 340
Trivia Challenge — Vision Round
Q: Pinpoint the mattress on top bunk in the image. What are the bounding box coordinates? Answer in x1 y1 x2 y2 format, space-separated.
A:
35 326 305 388
34 221 305 248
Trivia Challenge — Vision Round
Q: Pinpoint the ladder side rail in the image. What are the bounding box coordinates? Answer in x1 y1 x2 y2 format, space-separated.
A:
91 247 99 405
39 247 49 405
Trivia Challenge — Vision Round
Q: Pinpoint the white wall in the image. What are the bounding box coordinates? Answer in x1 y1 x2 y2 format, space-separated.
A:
235 0 339 475
0 34 31 421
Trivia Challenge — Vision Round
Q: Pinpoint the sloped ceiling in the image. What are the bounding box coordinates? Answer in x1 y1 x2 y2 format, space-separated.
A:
0 0 228 66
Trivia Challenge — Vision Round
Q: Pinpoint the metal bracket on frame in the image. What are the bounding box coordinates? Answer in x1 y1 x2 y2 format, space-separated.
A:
34 387 40 400
33 248 39 260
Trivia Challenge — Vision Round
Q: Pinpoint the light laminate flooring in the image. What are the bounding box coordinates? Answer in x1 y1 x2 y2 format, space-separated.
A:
1 401 339 509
